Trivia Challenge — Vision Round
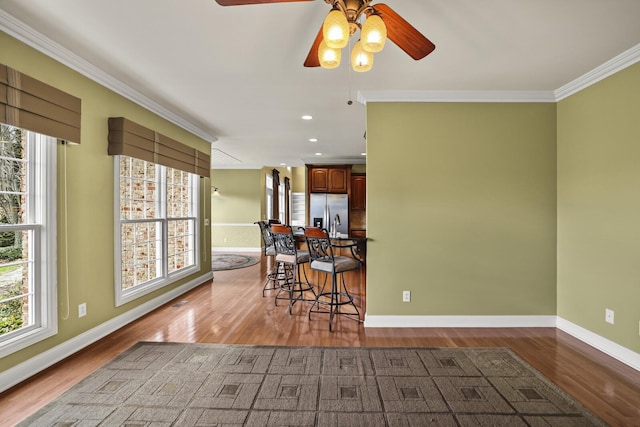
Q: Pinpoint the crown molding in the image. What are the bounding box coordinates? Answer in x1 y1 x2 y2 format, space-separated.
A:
301 156 366 165
359 42 640 105
0 10 217 143
358 90 556 104
555 43 640 101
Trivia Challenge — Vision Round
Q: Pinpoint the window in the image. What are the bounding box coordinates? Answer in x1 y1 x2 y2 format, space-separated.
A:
0 124 57 357
115 156 199 306
265 173 273 221
278 181 285 224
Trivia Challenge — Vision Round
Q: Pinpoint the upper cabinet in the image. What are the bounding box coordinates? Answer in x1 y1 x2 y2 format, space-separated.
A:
309 168 329 192
308 166 350 193
351 174 366 210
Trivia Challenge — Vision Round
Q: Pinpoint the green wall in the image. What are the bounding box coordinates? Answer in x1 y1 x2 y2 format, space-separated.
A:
291 167 306 193
211 169 262 249
209 167 297 249
352 164 366 174
366 102 558 316
0 32 211 372
557 62 640 352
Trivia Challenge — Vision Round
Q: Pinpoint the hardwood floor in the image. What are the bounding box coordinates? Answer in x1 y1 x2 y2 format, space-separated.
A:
2 254 640 426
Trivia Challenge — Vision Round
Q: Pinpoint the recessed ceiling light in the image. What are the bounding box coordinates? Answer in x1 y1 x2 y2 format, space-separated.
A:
280 163 286 166
315 152 322 156
361 152 366 156
302 115 313 120
309 138 318 142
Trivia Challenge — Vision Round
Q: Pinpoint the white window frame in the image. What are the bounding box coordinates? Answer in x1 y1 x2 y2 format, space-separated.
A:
114 156 200 306
0 131 57 358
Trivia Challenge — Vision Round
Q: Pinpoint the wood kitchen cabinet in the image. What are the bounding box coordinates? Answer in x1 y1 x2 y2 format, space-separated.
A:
351 174 366 210
308 166 349 193
349 173 366 236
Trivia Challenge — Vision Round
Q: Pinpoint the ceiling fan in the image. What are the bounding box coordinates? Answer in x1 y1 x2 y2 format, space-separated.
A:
215 0 436 71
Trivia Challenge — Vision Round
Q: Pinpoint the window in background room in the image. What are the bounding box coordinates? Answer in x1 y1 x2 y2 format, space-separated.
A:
265 173 273 221
0 124 57 357
278 182 285 224
115 156 199 306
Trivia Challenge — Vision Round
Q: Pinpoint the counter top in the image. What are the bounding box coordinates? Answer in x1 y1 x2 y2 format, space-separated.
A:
292 229 367 241
292 228 367 260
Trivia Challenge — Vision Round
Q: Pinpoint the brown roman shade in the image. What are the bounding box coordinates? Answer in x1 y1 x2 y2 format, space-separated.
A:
108 117 210 178
0 63 81 143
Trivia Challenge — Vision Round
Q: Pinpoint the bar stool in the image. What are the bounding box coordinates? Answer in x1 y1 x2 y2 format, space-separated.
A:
304 227 361 332
270 224 316 314
255 220 282 296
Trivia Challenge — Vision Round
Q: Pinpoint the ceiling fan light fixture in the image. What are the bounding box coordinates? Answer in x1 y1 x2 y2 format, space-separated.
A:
351 40 373 72
319 40 341 69
322 9 349 49
361 14 387 53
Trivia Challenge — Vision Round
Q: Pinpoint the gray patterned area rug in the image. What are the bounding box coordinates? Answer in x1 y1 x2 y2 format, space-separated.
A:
21 342 605 426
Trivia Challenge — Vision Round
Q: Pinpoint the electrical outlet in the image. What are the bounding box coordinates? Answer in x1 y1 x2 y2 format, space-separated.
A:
605 308 614 325
78 303 86 318
402 290 411 302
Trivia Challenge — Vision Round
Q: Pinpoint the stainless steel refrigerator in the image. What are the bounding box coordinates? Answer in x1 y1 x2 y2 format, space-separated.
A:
309 193 349 235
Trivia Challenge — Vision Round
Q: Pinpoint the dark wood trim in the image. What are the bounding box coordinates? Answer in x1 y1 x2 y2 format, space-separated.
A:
271 168 280 221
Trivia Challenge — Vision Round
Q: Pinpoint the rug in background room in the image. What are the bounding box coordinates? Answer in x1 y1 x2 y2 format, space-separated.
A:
21 342 605 426
212 253 259 271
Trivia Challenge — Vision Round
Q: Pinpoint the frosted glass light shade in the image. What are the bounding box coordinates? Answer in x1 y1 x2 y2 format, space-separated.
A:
351 40 373 72
322 9 349 49
319 40 341 69
361 14 387 53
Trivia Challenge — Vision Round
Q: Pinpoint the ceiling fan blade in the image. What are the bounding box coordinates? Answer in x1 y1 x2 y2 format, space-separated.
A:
303 24 323 67
372 3 436 60
215 0 312 5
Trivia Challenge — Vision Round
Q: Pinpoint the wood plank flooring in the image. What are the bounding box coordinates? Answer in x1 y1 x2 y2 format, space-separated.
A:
2 254 640 426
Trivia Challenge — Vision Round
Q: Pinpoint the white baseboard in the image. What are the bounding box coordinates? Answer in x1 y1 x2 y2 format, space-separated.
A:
557 317 640 371
0 271 213 394
363 314 557 328
212 247 261 253
364 314 640 372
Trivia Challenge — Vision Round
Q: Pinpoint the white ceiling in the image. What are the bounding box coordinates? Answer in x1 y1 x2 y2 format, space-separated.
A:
1 0 640 169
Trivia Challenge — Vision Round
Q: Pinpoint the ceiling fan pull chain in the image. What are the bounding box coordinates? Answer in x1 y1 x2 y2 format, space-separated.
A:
347 36 353 105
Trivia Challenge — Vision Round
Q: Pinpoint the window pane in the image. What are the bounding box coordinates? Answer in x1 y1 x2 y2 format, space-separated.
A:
0 230 33 336
166 168 191 218
168 218 194 273
120 221 162 289
119 157 158 220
